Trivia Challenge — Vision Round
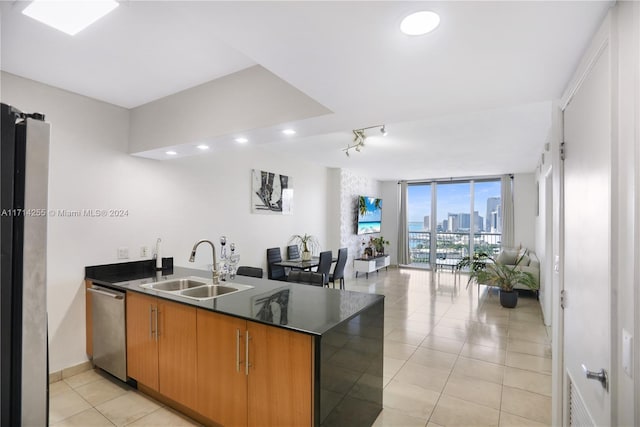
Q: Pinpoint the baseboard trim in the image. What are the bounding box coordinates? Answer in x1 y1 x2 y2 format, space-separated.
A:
49 360 93 384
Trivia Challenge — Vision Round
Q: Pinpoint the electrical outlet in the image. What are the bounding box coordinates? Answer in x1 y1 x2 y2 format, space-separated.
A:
117 247 129 259
140 246 149 257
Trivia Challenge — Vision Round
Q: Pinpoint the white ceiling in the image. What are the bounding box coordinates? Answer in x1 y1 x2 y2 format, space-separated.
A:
0 1 612 180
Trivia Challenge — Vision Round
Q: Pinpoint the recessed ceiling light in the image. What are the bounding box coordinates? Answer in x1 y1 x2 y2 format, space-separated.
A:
400 11 440 36
282 129 296 136
197 144 210 150
22 0 119 36
235 137 249 144
165 150 177 156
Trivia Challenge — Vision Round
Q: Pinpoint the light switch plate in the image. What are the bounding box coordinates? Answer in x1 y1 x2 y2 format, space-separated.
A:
622 329 632 378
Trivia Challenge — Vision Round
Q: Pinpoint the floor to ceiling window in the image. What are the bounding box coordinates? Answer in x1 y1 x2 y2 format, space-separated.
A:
406 178 502 268
436 181 471 262
473 180 502 256
407 184 431 265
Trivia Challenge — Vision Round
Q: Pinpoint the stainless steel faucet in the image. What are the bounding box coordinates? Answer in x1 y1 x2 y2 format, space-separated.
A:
189 239 220 284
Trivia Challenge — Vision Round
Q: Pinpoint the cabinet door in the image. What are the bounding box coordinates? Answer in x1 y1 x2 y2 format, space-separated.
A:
196 310 247 427
247 322 313 427
126 292 159 390
158 300 197 409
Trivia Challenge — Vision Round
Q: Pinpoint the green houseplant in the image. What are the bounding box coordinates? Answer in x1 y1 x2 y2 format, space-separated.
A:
457 252 537 308
289 234 319 261
369 236 389 256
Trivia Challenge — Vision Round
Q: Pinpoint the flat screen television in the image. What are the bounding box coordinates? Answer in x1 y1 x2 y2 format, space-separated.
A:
357 196 382 235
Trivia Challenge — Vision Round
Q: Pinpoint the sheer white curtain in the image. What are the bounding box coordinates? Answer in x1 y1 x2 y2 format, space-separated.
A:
501 175 515 248
398 181 410 264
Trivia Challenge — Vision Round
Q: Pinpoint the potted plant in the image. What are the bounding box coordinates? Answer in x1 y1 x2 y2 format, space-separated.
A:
369 236 389 256
289 234 319 261
457 252 537 308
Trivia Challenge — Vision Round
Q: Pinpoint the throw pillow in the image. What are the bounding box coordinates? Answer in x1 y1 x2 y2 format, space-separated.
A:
519 254 531 266
497 248 518 265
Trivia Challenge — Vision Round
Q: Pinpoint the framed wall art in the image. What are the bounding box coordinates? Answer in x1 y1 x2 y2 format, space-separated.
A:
251 169 293 214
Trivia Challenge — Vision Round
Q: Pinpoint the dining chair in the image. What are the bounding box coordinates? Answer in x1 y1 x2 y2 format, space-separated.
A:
287 245 301 260
266 247 287 281
329 247 348 289
236 266 264 278
316 250 332 287
287 271 325 287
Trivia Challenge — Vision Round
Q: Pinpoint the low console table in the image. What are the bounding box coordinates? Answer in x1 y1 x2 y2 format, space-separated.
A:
354 255 390 278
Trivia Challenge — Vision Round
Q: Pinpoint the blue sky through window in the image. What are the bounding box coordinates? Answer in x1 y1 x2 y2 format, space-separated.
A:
408 181 500 224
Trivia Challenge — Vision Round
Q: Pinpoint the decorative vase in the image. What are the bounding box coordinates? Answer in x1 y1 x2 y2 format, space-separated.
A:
499 290 518 308
302 250 311 261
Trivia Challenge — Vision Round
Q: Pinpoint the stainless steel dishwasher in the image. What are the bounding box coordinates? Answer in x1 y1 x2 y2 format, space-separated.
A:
87 285 127 381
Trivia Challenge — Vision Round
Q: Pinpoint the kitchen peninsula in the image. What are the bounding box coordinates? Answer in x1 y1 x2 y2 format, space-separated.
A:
85 260 384 427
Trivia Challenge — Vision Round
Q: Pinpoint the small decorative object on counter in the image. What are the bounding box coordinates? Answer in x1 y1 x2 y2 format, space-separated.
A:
155 238 162 270
228 243 240 280
219 236 228 280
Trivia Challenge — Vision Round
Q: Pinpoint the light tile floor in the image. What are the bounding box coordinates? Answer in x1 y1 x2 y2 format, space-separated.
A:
50 267 551 426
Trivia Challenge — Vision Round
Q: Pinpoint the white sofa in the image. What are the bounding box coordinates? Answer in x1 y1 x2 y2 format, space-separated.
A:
496 247 540 293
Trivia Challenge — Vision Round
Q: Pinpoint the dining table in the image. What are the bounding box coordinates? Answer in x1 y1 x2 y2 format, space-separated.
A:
273 257 337 271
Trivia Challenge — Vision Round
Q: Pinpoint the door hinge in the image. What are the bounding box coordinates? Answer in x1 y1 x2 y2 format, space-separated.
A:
560 142 566 161
560 290 567 309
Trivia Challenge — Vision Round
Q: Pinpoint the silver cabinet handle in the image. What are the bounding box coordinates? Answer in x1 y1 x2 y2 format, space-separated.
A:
236 329 241 372
155 306 159 341
581 364 608 390
149 305 154 339
245 331 250 376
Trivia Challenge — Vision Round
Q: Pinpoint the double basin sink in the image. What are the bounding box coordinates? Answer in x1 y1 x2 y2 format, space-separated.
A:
140 277 253 301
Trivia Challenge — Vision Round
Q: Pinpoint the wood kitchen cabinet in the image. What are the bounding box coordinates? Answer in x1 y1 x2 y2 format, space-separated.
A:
126 292 197 409
196 309 313 427
247 321 313 427
196 310 248 426
126 292 159 389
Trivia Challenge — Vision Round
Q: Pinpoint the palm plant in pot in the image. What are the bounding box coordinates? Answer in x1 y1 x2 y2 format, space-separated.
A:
457 252 537 308
289 234 319 261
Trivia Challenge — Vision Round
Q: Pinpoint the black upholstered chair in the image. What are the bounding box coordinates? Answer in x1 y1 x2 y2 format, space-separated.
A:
287 245 301 260
287 271 325 287
316 250 332 287
266 247 287 281
236 266 264 278
329 247 348 289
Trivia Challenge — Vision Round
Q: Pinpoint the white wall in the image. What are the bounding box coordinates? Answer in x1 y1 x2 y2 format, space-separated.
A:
1 72 329 372
336 169 381 274
611 2 639 423
381 181 399 265
513 173 536 250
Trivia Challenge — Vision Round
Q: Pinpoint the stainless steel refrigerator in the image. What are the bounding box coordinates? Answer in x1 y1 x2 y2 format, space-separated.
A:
1 102 49 426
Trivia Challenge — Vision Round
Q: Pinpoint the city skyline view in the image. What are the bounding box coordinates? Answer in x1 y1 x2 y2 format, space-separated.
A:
408 180 501 232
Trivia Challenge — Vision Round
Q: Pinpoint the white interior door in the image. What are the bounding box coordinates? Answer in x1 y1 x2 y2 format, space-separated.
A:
562 33 611 426
543 170 553 326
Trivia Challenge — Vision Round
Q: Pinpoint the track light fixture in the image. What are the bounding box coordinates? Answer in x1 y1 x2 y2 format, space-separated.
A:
343 124 387 157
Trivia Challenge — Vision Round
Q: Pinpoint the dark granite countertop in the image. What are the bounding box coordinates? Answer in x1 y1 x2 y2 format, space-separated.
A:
85 260 384 336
